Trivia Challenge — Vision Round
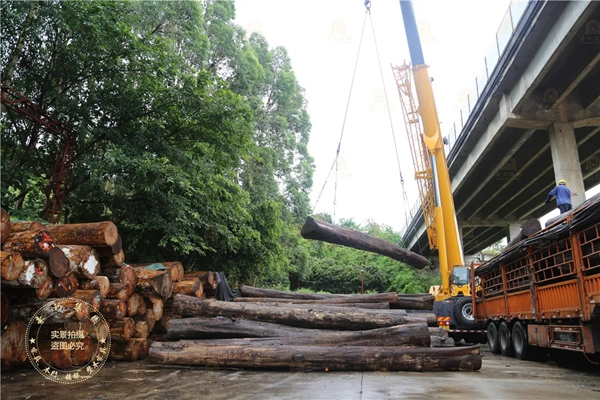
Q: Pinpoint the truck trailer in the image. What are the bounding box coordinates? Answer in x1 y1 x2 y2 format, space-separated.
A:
471 195 600 360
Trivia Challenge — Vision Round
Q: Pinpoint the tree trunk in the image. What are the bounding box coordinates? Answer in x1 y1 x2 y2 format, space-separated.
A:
2 230 55 258
99 250 125 268
224 301 398 314
109 338 147 361
235 293 399 304
149 341 481 371
53 272 79 297
78 276 110 299
1 250 26 281
101 265 137 297
153 312 178 334
138 309 156 332
0 320 27 367
56 245 100 279
239 286 329 300
389 294 434 310
1 207 11 244
109 317 135 340
47 246 69 278
72 336 94 365
99 299 126 320
133 320 150 339
70 289 102 310
144 296 164 321
2 277 54 300
38 343 73 370
133 267 173 298
173 295 430 331
107 282 130 301
10 220 46 234
44 221 119 247
183 271 217 296
301 217 430 269
95 234 122 257
127 293 145 318
17 258 48 288
172 279 204 298
131 261 184 282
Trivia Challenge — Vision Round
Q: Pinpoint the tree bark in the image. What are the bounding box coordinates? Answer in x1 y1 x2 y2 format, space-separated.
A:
17 258 48 288
1 250 26 281
2 230 55 258
389 294 434 310
301 217 430 269
131 261 184 282
101 265 137 297
1 207 11 244
44 221 119 247
109 317 135 340
99 299 126 320
78 276 110 299
133 267 173 298
149 341 481 371
10 220 46 233
0 320 27 367
173 295 430 331
183 271 217 296
70 289 102 310
56 245 100 279
144 296 164 321
172 279 204 298
53 272 79 297
107 282 130 301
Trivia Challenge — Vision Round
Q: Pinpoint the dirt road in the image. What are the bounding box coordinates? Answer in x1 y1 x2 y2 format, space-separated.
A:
2 347 599 399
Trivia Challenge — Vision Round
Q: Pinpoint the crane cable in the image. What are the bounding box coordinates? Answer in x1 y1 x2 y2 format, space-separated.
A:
366 3 412 240
312 2 370 220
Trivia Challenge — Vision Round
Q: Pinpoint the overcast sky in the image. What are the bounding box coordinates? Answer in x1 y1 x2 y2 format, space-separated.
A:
233 0 586 233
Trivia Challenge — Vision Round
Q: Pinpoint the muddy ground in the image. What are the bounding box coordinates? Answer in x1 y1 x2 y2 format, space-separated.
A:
2 346 599 400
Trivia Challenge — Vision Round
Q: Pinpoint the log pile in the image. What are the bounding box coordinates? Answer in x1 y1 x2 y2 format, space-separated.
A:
149 287 478 372
0 208 220 368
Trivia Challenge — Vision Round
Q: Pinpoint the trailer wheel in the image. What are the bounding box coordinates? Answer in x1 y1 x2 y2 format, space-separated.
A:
512 321 529 360
487 322 500 354
499 321 514 357
453 297 475 328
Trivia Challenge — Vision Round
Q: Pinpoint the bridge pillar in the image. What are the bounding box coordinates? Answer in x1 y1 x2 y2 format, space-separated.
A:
548 122 586 207
508 222 521 242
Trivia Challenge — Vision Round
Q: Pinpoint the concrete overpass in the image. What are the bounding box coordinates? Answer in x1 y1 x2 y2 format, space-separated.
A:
402 0 600 259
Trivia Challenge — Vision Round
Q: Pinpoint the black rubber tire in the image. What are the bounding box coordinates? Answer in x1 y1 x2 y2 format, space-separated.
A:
453 297 475 328
499 321 514 357
512 321 529 360
487 321 501 354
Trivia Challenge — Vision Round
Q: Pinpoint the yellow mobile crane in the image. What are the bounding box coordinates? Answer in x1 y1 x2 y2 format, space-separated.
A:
392 0 485 341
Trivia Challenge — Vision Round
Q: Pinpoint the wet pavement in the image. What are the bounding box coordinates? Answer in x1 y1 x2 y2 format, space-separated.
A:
2 347 599 400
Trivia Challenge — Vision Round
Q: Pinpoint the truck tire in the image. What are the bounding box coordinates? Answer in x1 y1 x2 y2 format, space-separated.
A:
487 322 500 354
453 297 475 328
499 321 514 357
512 321 529 360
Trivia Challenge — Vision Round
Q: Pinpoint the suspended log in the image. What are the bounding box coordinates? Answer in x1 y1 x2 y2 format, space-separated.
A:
144 296 164 321
78 276 110 299
1 208 11 244
100 250 125 268
56 245 100 279
127 293 145 317
101 265 137 297
301 217 430 269
70 289 102 310
1 250 26 281
133 320 150 339
44 221 118 247
133 267 173 298
53 272 79 297
172 279 204 298
107 282 130 301
2 230 55 258
131 261 184 282
1 320 27 367
17 258 48 288
9 220 46 233
173 295 429 331
149 341 481 371
109 317 135 340
99 299 126 320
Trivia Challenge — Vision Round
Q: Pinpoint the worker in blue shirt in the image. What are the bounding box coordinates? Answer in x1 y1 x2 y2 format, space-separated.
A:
546 180 572 214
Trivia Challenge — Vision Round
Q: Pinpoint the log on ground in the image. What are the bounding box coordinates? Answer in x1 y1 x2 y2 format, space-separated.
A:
172 295 429 330
149 342 481 372
301 217 430 269
237 289 399 304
